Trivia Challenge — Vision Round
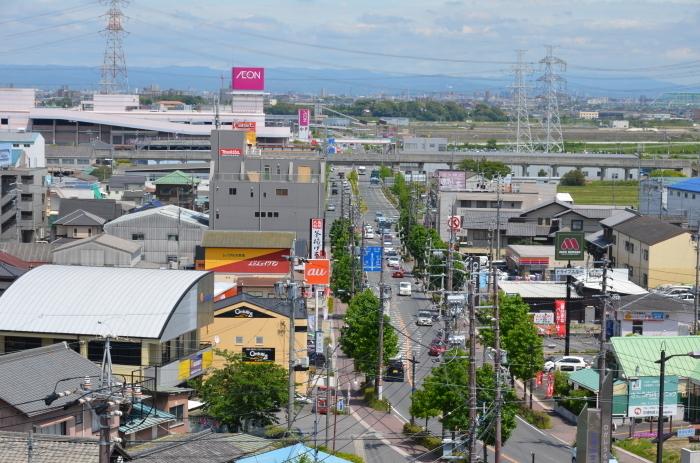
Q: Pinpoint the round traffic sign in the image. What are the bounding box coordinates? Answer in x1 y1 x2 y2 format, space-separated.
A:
448 216 461 230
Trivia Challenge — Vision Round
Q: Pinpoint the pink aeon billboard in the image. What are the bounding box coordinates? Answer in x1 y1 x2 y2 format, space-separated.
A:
298 108 310 127
232 67 265 91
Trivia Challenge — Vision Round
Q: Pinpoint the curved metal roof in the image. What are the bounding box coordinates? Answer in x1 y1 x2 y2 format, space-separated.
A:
0 265 209 338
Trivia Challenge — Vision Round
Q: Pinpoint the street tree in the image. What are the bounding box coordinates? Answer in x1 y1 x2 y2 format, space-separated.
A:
339 290 399 380
330 252 353 303
410 348 470 433
200 350 288 432
457 158 511 179
502 316 543 390
476 363 518 446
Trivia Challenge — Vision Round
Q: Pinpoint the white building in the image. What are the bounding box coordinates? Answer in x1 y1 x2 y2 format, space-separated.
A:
665 177 700 227
0 132 45 168
611 120 629 129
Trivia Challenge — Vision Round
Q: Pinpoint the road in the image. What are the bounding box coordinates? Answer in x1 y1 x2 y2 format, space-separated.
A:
357 173 574 462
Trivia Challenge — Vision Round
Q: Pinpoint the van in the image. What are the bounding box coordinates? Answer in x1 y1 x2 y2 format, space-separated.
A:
399 282 412 296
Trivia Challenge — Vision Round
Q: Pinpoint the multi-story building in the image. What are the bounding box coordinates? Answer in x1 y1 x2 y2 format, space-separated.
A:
665 177 700 228
0 167 48 242
578 111 599 120
609 215 695 288
209 130 324 250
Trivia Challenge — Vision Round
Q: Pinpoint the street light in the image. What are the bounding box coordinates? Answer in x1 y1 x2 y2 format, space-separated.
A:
654 350 700 463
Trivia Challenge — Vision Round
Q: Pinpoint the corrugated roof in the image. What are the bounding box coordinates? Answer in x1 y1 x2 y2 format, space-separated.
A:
0 343 101 417
459 211 520 230
0 430 100 463
119 403 175 435
568 368 600 393
214 293 307 319
129 430 273 463
57 198 122 222
106 204 208 228
618 292 694 313
202 230 296 249
0 132 40 143
54 209 107 227
507 245 554 258
613 215 688 245
576 269 648 295
611 336 700 380
600 210 637 228
0 242 54 263
0 265 210 338
153 170 201 186
237 443 353 463
54 233 142 254
667 177 700 194
498 281 581 299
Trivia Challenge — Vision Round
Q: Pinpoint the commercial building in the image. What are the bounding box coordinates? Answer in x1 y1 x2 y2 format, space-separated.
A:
401 137 448 152
615 293 693 336
666 177 700 228
609 215 694 288
201 293 308 389
104 205 208 268
0 265 215 388
0 167 49 242
52 233 142 267
0 132 45 168
578 111 599 120
209 130 324 247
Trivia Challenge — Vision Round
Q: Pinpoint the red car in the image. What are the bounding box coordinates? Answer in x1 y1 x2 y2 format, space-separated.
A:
428 341 447 357
392 270 405 278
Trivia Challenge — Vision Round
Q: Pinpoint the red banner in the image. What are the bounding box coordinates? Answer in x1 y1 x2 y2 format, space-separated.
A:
546 373 554 398
554 299 566 338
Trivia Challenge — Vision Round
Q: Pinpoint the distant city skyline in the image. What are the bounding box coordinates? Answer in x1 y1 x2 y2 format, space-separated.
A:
2 0 699 93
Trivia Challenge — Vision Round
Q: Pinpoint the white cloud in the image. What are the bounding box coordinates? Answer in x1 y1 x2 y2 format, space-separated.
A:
665 47 699 60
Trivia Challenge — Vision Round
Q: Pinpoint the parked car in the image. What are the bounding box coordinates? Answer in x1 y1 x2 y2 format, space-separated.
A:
399 281 412 296
544 356 589 372
392 270 405 278
416 310 434 326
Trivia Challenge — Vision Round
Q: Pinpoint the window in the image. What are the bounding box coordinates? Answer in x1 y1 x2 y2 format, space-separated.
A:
167 234 179 242
73 228 78 237
169 405 185 427
215 210 220 220
39 420 68 436
627 265 634 277
624 241 635 253
571 219 583 231
276 188 288 196
235 336 243 345
77 159 89 165
537 218 543 225
631 320 643 335
263 165 271 180
5 336 42 353
685 193 689 198
250 188 254 198
545 218 551 225
642 273 648 287
254 211 260 218
476 200 487 208
166 255 177 263
23 144 30 148
87 340 141 366
273 212 279 218
132 233 144 240
255 336 264 345
0 118 7 125
642 249 649 261
229 187 237 195
267 212 273 217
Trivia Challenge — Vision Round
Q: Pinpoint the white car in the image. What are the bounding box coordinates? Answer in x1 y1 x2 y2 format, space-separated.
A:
545 356 589 373
416 310 433 326
399 282 412 296
387 257 401 268
364 231 375 239
384 246 396 255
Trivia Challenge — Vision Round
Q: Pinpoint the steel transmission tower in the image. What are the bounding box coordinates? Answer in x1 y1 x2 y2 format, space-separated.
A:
537 45 566 153
511 50 533 153
99 0 129 94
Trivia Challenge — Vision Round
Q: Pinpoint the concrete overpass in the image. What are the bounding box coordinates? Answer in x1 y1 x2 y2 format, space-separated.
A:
102 149 697 178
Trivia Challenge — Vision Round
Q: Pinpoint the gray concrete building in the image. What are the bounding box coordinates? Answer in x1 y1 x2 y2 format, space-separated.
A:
0 168 48 243
209 130 325 250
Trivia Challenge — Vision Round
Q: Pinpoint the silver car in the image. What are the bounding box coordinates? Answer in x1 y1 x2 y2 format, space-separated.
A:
416 310 433 326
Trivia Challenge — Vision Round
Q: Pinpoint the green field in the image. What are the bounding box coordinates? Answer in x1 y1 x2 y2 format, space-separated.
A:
557 181 639 207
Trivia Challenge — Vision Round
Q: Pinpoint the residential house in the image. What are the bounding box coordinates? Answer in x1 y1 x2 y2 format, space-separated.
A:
52 233 143 267
55 198 123 224
153 170 200 208
0 342 115 437
201 293 308 390
53 209 106 239
585 210 638 261
0 265 215 389
609 215 694 288
104 205 208 268
0 430 129 463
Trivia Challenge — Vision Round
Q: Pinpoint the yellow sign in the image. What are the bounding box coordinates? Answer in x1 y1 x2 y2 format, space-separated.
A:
245 130 256 146
204 247 289 273
202 350 213 369
178 359 191 381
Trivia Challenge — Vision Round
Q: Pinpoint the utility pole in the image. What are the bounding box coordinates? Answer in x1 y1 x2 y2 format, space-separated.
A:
376 240 386 401
340 181 345 219
468 279 478 463
283 242 298 432
325 342 332 447
493 260 502 462
447 201 456 292
350 197 356 296
695 224 700 334
495 175 502 261
598 261 610 463
564 261 572 356
409 352 419 426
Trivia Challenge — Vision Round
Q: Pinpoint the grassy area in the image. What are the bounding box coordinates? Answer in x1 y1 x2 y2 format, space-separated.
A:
558 180 639 207
617 438 683 463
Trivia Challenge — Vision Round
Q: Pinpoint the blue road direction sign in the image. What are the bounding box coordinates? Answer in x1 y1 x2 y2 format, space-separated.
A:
677 428 695 438
363 246 383 272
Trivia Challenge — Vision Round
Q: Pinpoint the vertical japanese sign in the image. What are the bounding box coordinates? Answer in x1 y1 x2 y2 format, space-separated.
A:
298 108 310 142
310 218 324 258
554 299 566 337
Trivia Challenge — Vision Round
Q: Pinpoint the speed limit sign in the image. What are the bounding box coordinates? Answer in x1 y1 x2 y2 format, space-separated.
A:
448 216 461 231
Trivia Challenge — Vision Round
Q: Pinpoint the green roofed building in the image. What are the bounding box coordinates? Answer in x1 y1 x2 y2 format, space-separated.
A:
153 170 200 209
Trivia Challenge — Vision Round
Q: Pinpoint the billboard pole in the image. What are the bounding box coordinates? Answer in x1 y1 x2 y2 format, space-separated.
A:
565 261 572 356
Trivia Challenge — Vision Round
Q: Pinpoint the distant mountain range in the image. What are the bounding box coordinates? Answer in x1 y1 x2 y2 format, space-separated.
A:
0 64 695 98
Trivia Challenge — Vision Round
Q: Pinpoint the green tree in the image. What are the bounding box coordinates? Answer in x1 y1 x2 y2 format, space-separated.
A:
537 169 548 177
378 166 393 179
560 168 586 186
330 252 353 303
469 103 508 122
649 169 685 177
200 351 288 432
486 138 498 150
339 290 399 379
457 158 511 179
476 364 518 446
410 348 470 433
503 316 543 387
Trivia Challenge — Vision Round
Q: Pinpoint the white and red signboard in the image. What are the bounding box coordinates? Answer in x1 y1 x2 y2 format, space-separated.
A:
234 121 257 131
232 67 265 91
448 216 461 231
438 170 466 191
219 148 242 156
304 259 330 285
298 108 310 142
310 218 324 258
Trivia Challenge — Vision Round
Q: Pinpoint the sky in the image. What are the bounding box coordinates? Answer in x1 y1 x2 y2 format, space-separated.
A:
2 0 700 90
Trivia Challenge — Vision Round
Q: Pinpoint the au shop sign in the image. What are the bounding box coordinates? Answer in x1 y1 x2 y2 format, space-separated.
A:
304 259 330 285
